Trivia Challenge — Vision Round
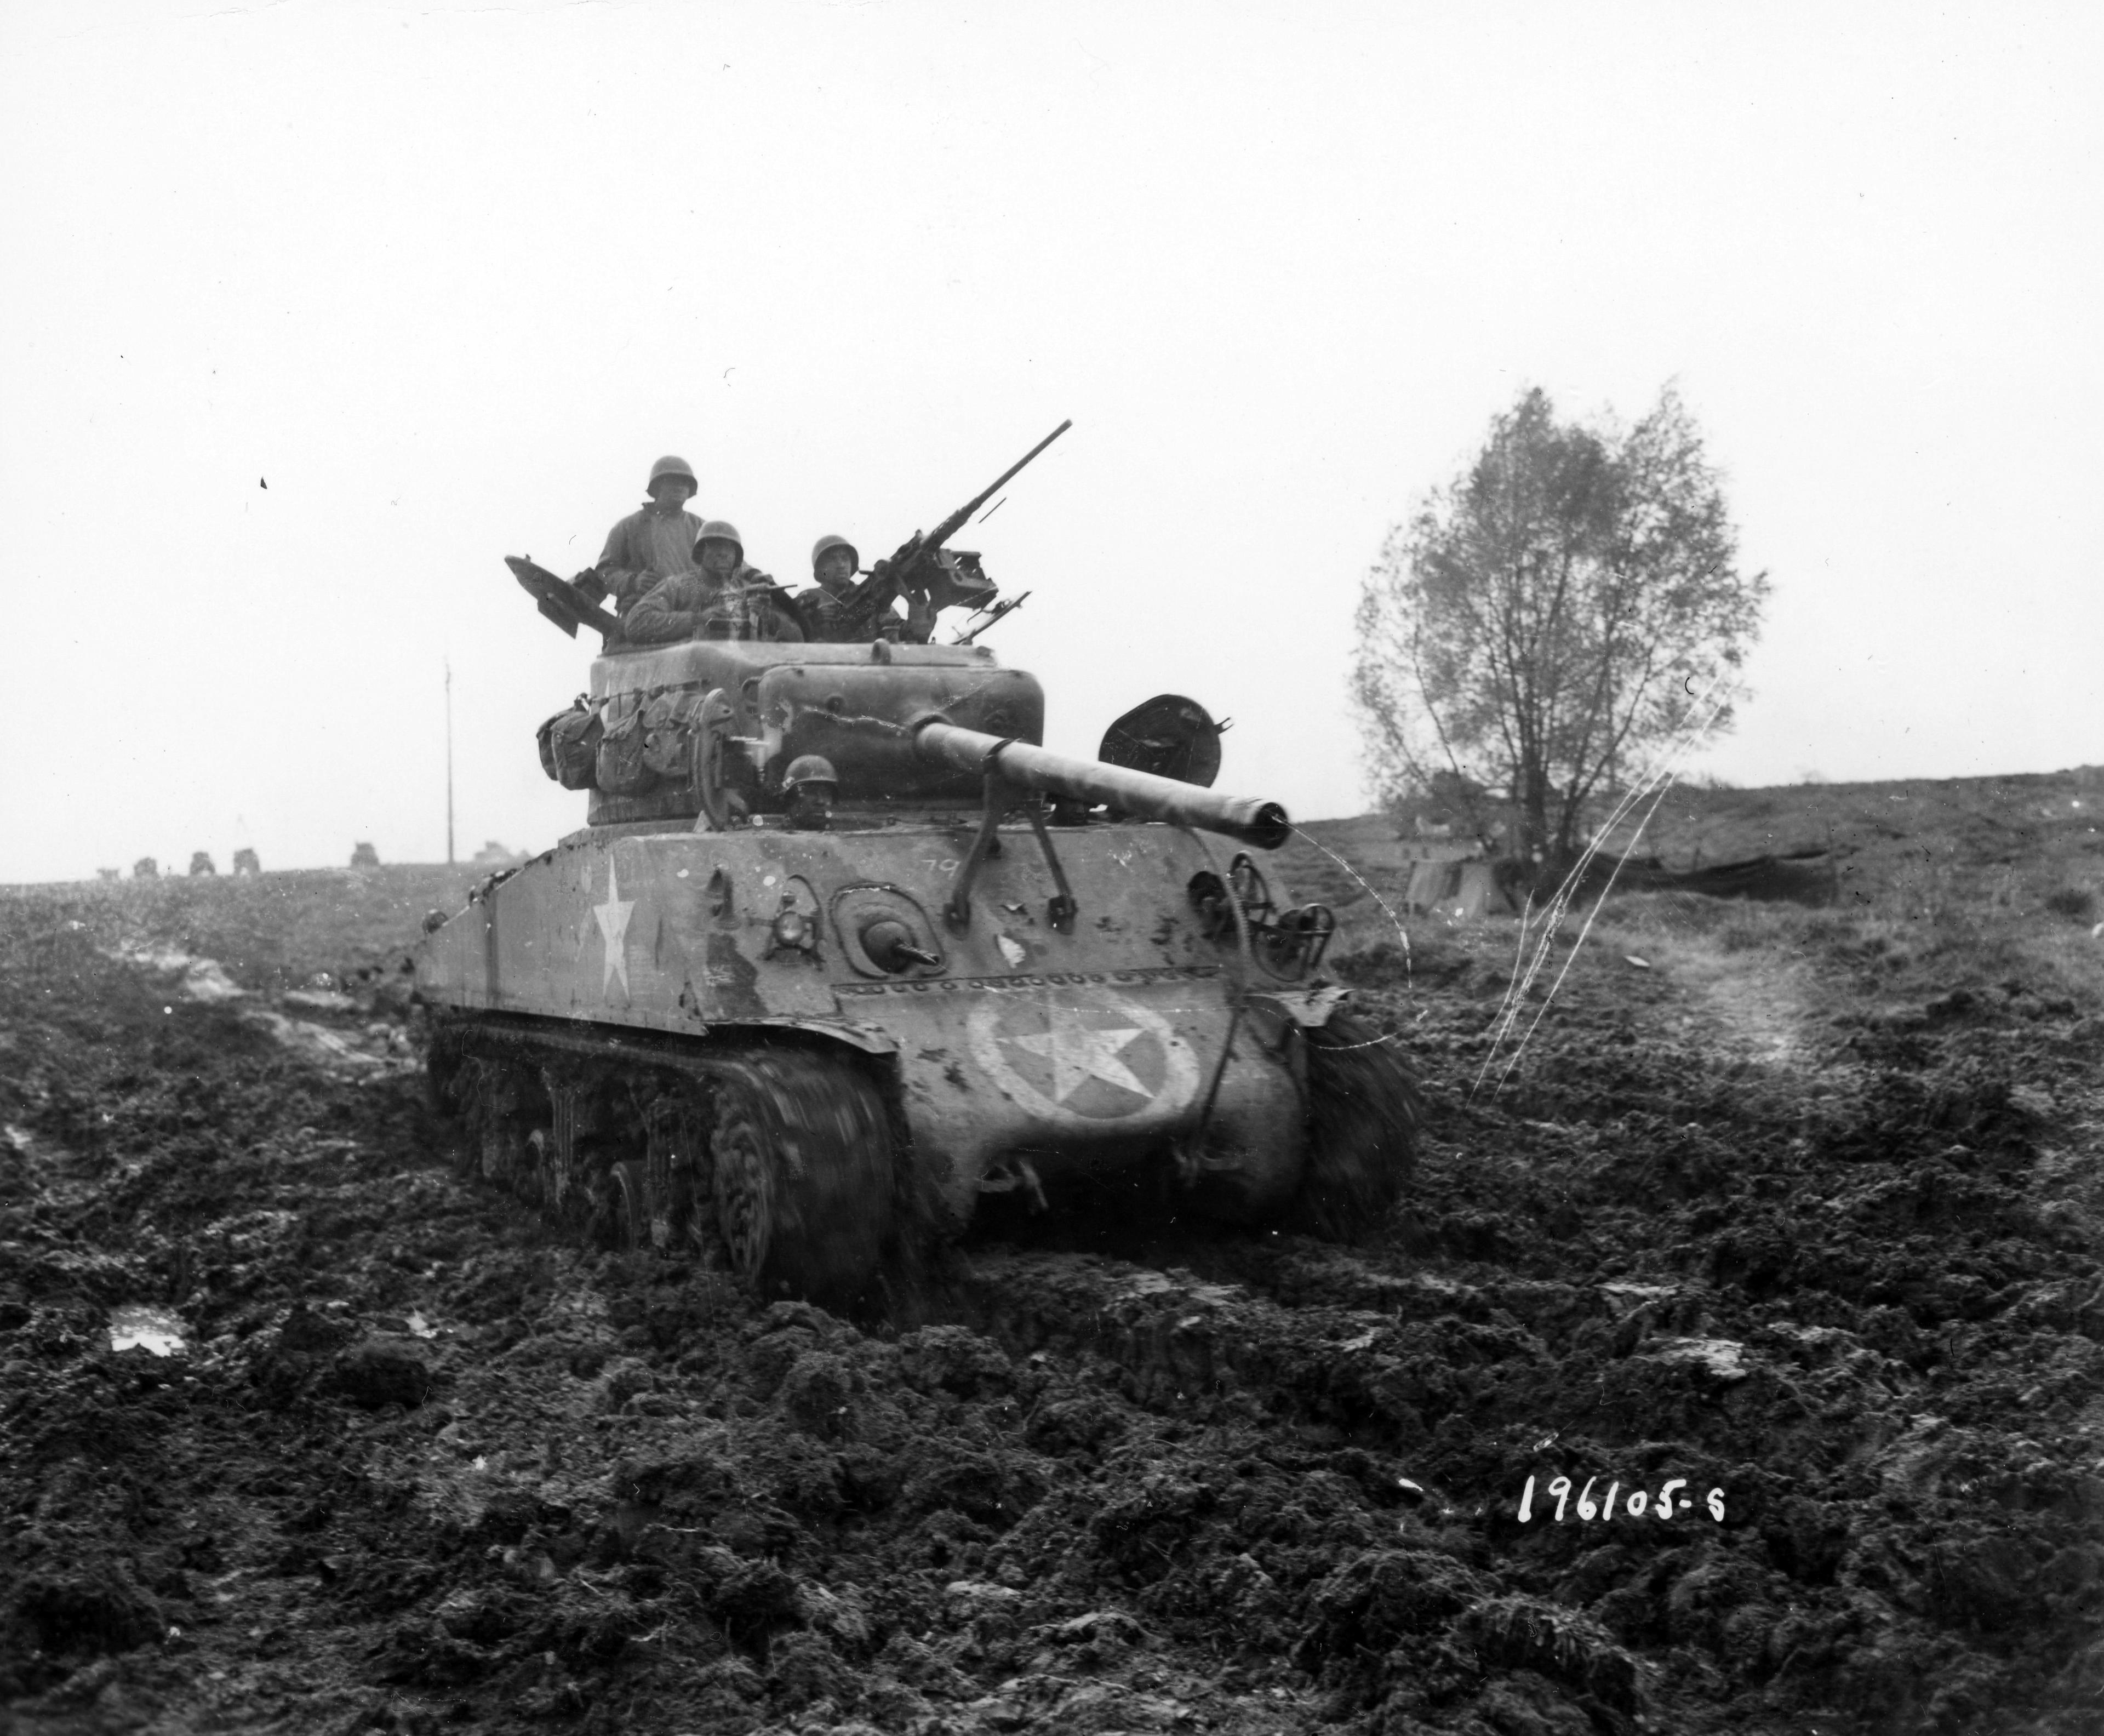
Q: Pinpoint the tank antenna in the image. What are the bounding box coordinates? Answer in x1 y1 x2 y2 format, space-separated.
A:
444 658 455 866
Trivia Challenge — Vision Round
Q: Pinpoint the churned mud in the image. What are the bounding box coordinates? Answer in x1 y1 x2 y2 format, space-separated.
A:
3 803 2101 1735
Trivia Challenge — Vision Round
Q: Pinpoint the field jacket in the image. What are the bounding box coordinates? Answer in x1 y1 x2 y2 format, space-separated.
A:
626 567 804 644
596 504 707 611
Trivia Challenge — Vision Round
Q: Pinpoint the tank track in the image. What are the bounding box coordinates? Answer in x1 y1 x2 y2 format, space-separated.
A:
1289 1010 1424 1241
425 1014 899 1310
424 1008 1422 1307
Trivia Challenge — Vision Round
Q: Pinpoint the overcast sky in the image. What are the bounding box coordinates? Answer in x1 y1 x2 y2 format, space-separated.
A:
2 1 2098 883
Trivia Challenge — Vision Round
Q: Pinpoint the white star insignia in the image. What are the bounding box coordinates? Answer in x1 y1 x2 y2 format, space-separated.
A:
1006 1017 1148 1103
592 860 634 996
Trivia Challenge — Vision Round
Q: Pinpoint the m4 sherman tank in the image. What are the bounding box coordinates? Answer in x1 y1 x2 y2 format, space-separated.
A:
416 435 1419 1309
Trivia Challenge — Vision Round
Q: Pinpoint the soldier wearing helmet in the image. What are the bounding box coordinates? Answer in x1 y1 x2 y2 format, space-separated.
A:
581 456 707 625
781 755 840 831
793 534 935 644
626 521 806 645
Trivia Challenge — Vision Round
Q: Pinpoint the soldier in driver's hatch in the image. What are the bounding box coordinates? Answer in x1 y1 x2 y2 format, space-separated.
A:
793 534 935 644
625 522 806 644
580 456 706 618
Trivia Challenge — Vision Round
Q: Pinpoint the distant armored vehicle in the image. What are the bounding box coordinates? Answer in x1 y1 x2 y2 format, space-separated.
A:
232 849 261 877
416 427 1418 1306
351 842 381 869
133 857 158 881
190 852 216 876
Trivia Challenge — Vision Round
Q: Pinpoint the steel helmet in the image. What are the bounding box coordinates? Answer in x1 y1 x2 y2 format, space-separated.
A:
694 519 743 560
782 754 839 792
647 455 697 493
810 534 859 573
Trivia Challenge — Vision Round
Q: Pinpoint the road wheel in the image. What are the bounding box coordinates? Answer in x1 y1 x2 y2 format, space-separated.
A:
430 1047 481 1179
644 1099 705 1253
479 1120 525 1188
531 1130 567 1215
425 1030 465 1120
710 1052 894 1307
1290 1012 1422 1241
604 1158 650 1251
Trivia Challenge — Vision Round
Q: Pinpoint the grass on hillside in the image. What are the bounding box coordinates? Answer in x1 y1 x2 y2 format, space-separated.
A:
1290 766 2104 969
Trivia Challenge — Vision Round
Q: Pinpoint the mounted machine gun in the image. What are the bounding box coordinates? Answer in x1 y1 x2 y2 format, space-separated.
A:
827 419 1071 642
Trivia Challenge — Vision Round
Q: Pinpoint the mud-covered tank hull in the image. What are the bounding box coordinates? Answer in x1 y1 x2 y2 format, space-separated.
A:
416 820 1328 1248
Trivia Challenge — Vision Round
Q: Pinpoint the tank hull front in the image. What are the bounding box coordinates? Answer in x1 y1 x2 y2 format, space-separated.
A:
414 820 1311 1230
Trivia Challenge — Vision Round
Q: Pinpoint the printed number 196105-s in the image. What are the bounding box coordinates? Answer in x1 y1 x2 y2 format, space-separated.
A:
1518 1475 1724 1523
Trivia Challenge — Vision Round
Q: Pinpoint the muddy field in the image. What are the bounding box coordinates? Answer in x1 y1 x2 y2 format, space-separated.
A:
4 781 2102 1736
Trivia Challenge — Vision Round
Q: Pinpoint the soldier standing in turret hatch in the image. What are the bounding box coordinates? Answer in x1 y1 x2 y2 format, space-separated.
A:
578 455 707 622
626 522 805 644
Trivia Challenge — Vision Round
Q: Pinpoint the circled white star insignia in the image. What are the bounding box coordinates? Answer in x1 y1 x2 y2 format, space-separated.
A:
1005 1020 1150 1101
967 989 1198 1125
592 859 634 996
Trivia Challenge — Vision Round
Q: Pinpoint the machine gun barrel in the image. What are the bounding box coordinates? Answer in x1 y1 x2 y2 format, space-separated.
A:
910 719 1291 850
833 420 1072 636
918 418 1072 555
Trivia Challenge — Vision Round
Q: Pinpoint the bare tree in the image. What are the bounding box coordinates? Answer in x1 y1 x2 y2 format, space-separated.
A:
1352 385 1769 867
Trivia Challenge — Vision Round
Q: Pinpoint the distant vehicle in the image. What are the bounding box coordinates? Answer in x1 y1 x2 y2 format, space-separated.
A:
470 841 522 867
350 842 381 869
96 868 119 883
189 852 216 876
133 857 158 880
232 848 261 876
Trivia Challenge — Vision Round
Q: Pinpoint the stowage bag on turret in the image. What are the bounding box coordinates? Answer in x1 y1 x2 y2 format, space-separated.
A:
537 702 603 790
642 689 709 779
595 692 650 794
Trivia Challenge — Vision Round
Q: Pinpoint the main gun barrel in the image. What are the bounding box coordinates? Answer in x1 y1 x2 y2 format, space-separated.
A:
910 719 1291 850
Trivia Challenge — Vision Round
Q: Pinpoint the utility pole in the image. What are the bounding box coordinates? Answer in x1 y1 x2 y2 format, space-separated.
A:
444 659 455 866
